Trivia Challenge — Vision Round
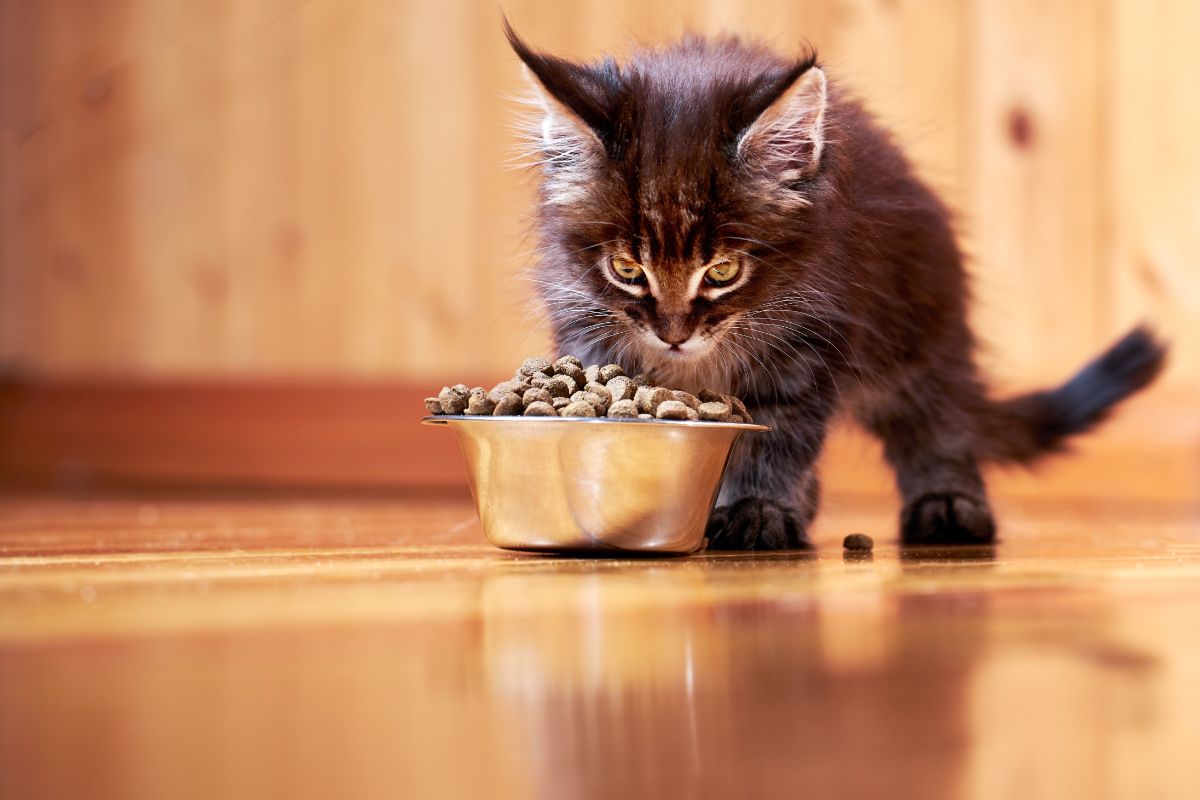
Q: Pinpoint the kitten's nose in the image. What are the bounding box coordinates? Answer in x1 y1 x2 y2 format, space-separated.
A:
654 318 693 347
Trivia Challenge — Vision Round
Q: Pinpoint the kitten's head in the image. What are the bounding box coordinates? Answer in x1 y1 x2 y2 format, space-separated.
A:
507 22 832 382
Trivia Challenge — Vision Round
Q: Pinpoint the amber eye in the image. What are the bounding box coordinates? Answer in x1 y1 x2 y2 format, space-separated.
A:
704 260 740 286
610 256 645 284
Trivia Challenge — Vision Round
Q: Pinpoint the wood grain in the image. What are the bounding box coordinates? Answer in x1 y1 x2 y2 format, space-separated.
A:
3 1 1197 389
2 491 1199 798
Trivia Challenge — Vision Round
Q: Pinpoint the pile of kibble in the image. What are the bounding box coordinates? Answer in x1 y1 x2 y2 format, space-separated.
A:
424 356 753 423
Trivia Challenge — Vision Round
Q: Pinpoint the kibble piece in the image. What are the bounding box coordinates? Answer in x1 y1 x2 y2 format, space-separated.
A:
572 391 608 414
698 389 723 404
521 357 553 377
728 414 745 424
561 400 598 417
493 392 523 416
545 375 576 398
466 390 497 416
552 396 570 410
843 533 874 551
583 382 612 405
489 381 525 404
637 413 653 419
655 400 693 420
522 387 553 407
727 395 752 422
697 401 732 421
672 390 701 410
553 355 583 372
606 376 636 402
423 397 442 415
556 363 585 388
584 364 601 385
635 386 673 414
438 385 469 415
632 373 653 387
523 401 558 416
607 399 639 418
598 364 625 383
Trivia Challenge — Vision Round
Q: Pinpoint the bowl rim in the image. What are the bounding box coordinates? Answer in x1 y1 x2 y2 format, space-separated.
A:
421 415 769 432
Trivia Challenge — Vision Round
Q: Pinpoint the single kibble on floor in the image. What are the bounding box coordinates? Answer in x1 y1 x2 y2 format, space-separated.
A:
522 386 553 407
655 400 692 420
438 385 468 415
843 533 874 551
552 396 570 410
697 401 732 421
544 375 575 398
493 392 523 416
672 390 701 410
607 399 639 418
561 400 598 417
598 364 625 383
423 397 442 415
466 392 497 416
554 355 583 372
584 364 601 385
524 401 558 416
521 357 552 376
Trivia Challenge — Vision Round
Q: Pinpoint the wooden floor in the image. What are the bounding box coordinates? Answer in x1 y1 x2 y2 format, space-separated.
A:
2 489 1200 799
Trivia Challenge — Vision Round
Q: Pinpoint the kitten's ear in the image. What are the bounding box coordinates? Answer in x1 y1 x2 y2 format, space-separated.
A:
504 19 617 139
735 59 828 197
504 19 618 205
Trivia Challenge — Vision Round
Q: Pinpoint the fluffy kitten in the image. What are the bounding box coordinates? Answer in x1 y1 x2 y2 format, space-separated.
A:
506 23 1166 549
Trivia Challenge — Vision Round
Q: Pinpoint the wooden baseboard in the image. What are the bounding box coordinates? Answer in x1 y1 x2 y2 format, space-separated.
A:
2 379 1196 502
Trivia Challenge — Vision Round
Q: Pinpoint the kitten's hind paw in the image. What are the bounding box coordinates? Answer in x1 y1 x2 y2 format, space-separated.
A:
705 497 811 551
901 492 996 544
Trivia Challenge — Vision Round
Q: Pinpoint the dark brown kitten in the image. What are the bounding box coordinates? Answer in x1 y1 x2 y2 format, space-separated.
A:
506 22 1166 549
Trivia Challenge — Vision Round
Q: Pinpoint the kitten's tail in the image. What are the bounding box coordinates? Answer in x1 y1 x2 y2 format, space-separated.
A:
977 326 1167 465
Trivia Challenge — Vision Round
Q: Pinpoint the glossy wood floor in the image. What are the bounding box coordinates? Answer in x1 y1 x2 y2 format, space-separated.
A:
2 489 1200 800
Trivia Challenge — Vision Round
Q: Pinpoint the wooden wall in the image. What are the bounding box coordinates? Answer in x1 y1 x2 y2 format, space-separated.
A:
2 0 1198 389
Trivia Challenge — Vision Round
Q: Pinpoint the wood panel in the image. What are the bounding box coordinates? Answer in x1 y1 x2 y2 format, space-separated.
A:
1105 0 1200 388
2 0 1198 389
966 0 1104 387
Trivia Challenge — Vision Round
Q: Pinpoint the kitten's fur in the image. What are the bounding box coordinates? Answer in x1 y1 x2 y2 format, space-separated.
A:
506 23 1166 549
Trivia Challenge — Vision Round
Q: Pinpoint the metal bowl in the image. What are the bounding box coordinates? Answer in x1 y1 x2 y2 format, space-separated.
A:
422 416 769 555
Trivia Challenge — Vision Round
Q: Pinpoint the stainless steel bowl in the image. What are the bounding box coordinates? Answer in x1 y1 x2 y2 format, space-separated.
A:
422 416 769 555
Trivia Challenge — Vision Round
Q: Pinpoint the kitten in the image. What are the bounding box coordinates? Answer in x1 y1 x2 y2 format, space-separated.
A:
506 22 1166 549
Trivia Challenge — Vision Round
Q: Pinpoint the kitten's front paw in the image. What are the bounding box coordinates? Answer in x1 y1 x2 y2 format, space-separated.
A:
706 497 811 551
901 492 996 544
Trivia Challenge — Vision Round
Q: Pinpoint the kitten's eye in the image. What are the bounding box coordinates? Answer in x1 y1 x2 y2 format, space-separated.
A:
610 256 645 284
704 260 741 286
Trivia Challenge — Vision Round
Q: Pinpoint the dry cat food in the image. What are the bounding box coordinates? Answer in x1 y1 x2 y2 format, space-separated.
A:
425 356 753 423
843 533 874 551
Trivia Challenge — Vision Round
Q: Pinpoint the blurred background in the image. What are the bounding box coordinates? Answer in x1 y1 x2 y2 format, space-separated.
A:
2 0 1197 494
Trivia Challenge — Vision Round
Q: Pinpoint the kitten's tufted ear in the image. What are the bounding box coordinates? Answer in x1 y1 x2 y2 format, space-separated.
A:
505 19 619 205
735 58 827 203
